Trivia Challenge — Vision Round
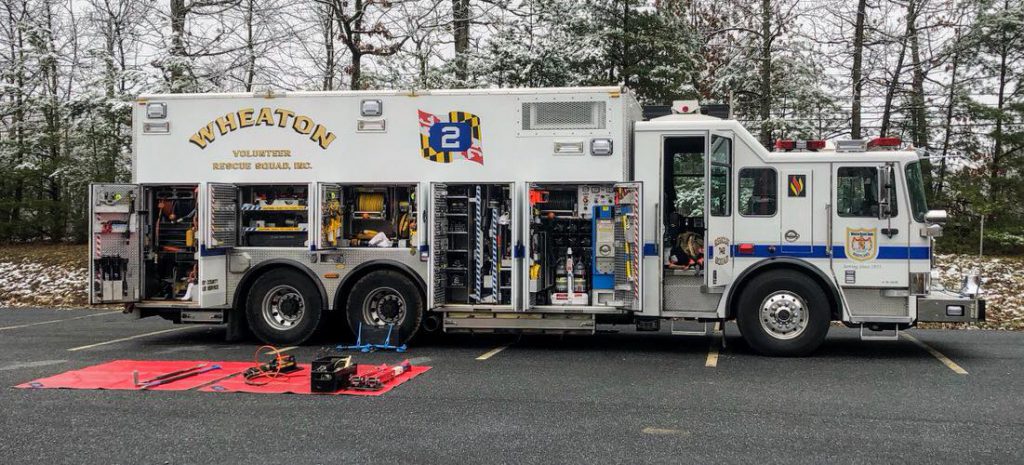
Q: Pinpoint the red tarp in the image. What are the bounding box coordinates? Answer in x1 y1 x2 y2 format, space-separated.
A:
13 360 253 391
15 360 431 396
200 364 432 396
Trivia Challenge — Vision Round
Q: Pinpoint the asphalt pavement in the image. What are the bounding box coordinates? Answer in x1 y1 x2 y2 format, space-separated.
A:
0 308 1021 465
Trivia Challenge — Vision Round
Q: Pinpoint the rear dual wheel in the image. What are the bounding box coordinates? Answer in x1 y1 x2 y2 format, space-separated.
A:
736 270 830 357
245 269 322 345
344 270 423 344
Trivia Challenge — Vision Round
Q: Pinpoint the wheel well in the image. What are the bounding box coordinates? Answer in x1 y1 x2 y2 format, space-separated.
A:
727 261 842 321
231 261 329 317
332 261 426 313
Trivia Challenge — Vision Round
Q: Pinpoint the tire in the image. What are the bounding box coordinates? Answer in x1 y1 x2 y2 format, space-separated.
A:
735 269 830 356
344 270 423 344
245 268 323 345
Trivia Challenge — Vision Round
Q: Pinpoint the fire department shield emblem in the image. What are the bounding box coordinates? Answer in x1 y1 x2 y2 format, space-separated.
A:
845 228 878 261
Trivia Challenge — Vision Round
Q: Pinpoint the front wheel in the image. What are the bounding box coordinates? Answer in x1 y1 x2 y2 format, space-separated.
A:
344 270 423 344
735 270 830 356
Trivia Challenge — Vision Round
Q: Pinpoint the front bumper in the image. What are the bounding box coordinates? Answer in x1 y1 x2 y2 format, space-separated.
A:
917 290 985 323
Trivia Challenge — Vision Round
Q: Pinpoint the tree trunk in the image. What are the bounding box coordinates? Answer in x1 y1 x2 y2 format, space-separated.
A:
758 0 773 148
322 5 335 90
452 0 470 84
169 0 187 92
936 30 961 198
244 0 256 92
850 0 867 139
880 16 910 137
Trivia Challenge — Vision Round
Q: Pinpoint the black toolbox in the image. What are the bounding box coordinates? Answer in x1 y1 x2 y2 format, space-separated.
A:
311 356 356 393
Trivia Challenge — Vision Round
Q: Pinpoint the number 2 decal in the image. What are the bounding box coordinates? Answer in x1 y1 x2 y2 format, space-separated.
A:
440 125 461 149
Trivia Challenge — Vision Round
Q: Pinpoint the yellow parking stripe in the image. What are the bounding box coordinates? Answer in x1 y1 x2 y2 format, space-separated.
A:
476 344 509 361
68 327 195 352
0 311 121 331
902 333 968 375
705 323 722 368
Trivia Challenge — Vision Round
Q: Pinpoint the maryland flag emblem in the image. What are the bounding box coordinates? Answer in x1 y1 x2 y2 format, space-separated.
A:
788 174 806 197
418 110 483 165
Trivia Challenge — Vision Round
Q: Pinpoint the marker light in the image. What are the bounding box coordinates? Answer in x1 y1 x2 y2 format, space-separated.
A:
775 139 825 152
146 102 167 119
590 138 613 156
360 99 383 117
868 137 901 148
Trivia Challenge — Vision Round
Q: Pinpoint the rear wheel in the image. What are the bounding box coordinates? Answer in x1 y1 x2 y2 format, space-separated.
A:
344 270 423 344
245 268 322 345
735 270 830 356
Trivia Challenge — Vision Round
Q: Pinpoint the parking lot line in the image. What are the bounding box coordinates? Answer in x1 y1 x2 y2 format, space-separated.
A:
705 323 722 368
901 332 968 375
476 344 510 360
67 327 196 352
0 311 121 332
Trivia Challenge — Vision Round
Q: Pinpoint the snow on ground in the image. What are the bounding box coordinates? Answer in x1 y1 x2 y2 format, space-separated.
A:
933 254 1024 330
0 245 1021 329
0 258 88 308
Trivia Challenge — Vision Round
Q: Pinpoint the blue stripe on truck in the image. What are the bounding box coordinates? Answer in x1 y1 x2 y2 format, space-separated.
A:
706 244 930 260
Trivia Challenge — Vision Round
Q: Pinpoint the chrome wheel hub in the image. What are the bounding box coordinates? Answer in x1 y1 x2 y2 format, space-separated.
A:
363 287 406 326
261 285 305 331
759 291 808 340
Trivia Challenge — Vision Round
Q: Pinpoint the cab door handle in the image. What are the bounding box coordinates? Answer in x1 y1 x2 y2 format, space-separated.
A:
881 228 899 238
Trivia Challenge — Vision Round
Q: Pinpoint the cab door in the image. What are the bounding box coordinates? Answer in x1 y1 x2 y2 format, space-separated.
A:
705 132 734 287
830 163 908 287
199 183 238 307
89 183 142 304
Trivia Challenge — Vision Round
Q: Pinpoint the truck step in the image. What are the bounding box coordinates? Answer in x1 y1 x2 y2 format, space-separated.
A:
859 324 899 341
443 312 595 334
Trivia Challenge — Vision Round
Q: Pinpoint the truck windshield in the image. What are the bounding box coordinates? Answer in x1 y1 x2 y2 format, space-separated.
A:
905 162 928 222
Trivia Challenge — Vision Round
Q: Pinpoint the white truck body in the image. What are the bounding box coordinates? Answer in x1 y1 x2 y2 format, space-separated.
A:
89 86 982 354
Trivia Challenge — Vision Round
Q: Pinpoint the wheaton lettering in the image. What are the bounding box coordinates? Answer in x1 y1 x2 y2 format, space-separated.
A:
188 107 337 150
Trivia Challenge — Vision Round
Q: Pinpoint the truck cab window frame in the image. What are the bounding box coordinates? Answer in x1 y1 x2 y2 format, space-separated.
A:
836 167 898 218
709 135 731 217
904 162 928 222
738 167 778 217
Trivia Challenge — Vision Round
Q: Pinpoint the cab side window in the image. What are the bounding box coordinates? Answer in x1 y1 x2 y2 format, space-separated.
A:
738 168 777 216
837 167 898 217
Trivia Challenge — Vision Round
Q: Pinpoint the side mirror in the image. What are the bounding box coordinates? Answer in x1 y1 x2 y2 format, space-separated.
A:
878 165 894 219
920 210 947 238
924 209 948 224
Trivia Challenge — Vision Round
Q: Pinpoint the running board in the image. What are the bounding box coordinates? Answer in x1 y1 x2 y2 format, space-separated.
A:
670 320 708 336
859 324 899 341
443 312 595 334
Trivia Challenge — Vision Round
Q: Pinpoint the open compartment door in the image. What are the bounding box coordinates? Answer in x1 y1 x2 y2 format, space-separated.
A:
614 182 643 311
89 183 142 304
427 183 448 308
199 183 238 307
316 183 343 250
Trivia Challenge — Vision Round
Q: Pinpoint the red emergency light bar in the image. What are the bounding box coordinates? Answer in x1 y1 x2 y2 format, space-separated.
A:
867 137 901 148
774 139 826 152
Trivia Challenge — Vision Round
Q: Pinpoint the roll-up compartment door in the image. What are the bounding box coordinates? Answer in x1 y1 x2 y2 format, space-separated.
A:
316 183 343 249
89 183 142 304
428 183 448 308
205 183 238 249
200 183 237 307
614 182 643 311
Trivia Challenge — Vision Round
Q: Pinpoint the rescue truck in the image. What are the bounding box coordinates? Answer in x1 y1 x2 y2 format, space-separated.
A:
89 86 984 356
